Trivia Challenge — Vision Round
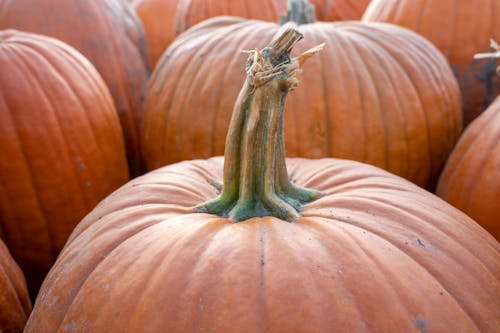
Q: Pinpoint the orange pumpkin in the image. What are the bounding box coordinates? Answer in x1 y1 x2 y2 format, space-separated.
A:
0 30 129 296
0 239 31 333
26 28 499 333
363 0 500 126
142 10 462 190
0 0 150 175
133 0 370 67
436 95 500 240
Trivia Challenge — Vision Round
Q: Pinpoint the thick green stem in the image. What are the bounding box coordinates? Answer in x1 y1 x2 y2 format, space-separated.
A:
194 28 324 222
280 0 316 25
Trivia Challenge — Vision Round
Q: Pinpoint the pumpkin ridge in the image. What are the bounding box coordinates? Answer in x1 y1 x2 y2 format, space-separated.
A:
14 45 96 210
26 41 121 204
353 24 437 184
161 23 250 165
448 131 498 213
309 211 486 330
175 27 244 163
2 46 68 260
50 213 200 330
316 216 478 330
350 32 393 172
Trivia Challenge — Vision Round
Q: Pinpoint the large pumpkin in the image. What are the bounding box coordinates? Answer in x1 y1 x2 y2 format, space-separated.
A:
0 239 31 333
0 0 150 175
142 6 462 190
0 30 129 296
26 29 499 333
436 95 500 240
363 0 500 126
133 0 370 67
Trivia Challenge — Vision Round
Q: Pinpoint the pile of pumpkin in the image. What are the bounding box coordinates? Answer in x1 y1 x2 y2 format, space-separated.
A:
0 0 498 332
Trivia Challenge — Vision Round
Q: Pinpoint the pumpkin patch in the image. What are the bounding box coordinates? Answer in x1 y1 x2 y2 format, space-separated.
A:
24 28 499 333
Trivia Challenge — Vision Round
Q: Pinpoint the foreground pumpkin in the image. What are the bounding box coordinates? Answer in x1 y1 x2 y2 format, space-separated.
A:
436 95 500 240
142 0 462 190
133 0 370 67
0 30 129 297
0 0 150 175
26 28 499 333
363 0 500 126
0 239 31 333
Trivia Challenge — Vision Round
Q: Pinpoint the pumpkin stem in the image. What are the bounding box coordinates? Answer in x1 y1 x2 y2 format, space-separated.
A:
280 0 316 25
194 28 324 222
474 39 500 75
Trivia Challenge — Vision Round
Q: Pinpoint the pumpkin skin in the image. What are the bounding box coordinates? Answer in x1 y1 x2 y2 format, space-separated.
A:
0 30 129 296
142 18 462 190
309 0 370 21
24 157 500 332
0 239 31 333
0 0 150 175
436 96 500 240
363 0 500 126
132 0 370 67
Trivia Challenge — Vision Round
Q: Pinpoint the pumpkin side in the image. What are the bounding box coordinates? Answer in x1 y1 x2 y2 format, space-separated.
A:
0 30 129 297
363 0 500 126
436 96 500 240
0 0 151 176
0 239 31 333
142 18 462 190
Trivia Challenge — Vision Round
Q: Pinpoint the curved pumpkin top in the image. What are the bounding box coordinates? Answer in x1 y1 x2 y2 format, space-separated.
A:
363 0 499 63
142 17 462 189
0 239 31 333
133 0 371 67
436 95 500 239
0 29 129 296
0 0 150 175
25 157 500 332
363 0 500 125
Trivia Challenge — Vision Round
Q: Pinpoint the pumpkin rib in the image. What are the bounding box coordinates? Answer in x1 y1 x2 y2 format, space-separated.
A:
174 28 234 162
0 264 27 322
24 44 117 208
317 28 332 155
443 127 498 213
324 26 367 161
306 178 498 267
350 34 392 172
1 47 60 259
349 25 435 182
56 214 216 330
14 46 95 212
310 204 489 329
161 24 244 164
317 216 478 330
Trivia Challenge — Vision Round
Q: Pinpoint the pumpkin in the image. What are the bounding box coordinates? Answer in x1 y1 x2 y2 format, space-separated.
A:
142 1 462 190
0 0 150 175
0 30 129 297
26 28 499 333
363 0 500 126
436 95 500 240
0 239 31 333
133 0 370 67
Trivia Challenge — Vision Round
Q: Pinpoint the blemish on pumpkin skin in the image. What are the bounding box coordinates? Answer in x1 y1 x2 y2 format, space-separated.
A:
63 322 77 331
412 315 428 333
